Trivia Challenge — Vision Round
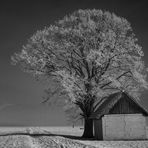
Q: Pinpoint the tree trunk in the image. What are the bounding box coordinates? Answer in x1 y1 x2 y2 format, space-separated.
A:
82 118 94 138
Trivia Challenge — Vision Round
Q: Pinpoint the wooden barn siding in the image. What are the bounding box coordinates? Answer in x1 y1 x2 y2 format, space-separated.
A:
109 96 142 114
94 119 103 140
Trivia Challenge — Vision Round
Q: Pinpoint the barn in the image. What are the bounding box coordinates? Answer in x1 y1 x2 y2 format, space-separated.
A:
90 91 148 140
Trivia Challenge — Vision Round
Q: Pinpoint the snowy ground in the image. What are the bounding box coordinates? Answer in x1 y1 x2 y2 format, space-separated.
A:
0 126 148 148
0 135 148 148
0 126 83 136
78 140 148 148
0 135 94 148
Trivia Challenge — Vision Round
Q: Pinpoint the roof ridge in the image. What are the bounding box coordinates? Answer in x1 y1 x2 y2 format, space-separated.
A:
90 91 148 119
122 91 148 115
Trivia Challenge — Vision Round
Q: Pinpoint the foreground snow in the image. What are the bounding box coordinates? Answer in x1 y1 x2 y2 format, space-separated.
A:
0 127 148 148
78 140 148 148
0 135 148 148
0 135 94 148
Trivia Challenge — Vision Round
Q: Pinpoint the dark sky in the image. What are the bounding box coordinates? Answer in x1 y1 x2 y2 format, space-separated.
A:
0 0 148 126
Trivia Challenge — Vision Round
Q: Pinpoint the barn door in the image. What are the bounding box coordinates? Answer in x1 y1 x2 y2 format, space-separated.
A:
103 115 125 140
124 115 146 139
102 114 146 140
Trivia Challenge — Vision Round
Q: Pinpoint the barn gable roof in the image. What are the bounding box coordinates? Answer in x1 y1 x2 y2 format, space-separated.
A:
90 91 148 119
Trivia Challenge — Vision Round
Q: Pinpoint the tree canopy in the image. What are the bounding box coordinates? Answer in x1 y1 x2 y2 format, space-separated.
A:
12 9 148 128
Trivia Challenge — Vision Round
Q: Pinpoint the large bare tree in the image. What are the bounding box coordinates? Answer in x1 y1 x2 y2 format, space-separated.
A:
11 9 148 138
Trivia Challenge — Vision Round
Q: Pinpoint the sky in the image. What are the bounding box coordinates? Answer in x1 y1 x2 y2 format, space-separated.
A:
0 0 148 126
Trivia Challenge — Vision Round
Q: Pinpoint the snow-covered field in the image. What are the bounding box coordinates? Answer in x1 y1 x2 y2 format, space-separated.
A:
0 126 148 148
0 135 92 148
0 126 83 136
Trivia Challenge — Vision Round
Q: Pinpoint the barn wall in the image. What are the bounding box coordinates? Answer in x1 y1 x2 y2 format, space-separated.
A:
94 119 103 140
146 126 148 139
102 114 146 140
